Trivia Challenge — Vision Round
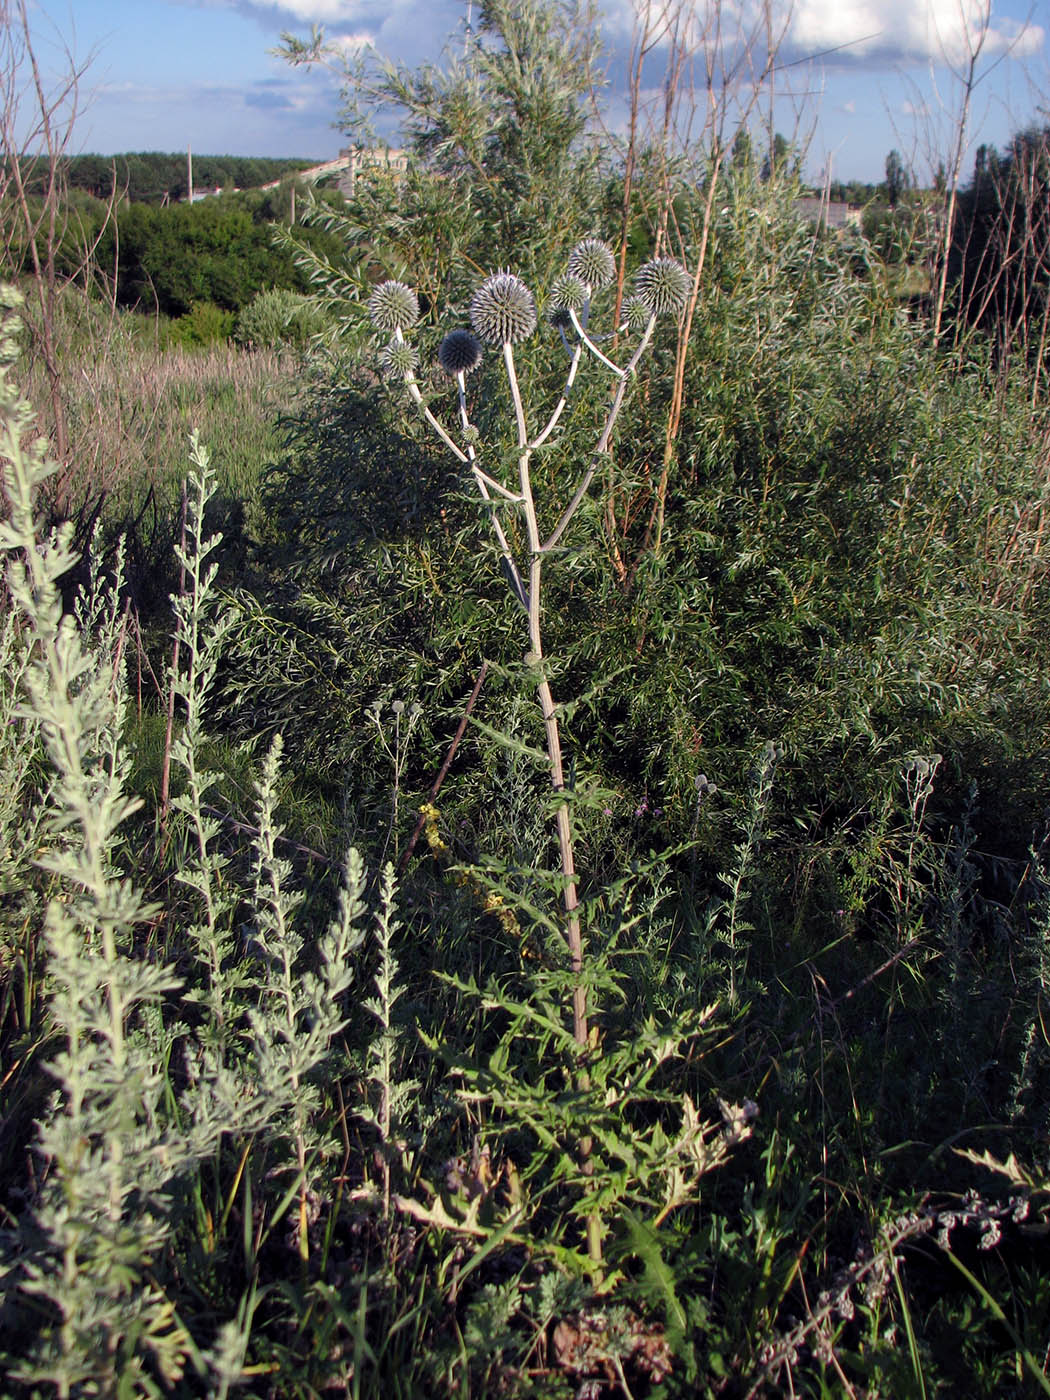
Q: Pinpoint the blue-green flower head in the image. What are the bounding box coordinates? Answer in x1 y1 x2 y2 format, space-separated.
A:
369 280 419 333
567 238 616 290
621 295 652 333
438 329 484 377
549 272 588 315
380 338 418 378
634 258 690 317
470 272 537 345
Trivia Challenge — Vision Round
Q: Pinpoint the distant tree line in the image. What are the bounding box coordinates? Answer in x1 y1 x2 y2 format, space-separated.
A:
18 152 316 205
949 126 1050 377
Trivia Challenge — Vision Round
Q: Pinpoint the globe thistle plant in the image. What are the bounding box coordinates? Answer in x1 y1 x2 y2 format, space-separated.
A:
369 242 673 1216
364 237 692 1271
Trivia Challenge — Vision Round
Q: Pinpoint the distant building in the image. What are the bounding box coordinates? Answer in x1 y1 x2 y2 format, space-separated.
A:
188 186 237 203
794 197 863 230
337 147 409 197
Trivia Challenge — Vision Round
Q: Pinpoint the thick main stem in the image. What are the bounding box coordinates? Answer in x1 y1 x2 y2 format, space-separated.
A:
503 342 589 1051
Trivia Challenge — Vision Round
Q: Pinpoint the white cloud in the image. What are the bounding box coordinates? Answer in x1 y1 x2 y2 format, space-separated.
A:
606 0 1043 68
183 0 469 68
328 31 375 54
786 0 1042 65
181 0 1045 88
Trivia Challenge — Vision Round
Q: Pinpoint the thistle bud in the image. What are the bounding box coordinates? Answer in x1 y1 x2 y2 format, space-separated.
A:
621 295 652 333
438 329 484 377
549 272 588 315
380 338 418 378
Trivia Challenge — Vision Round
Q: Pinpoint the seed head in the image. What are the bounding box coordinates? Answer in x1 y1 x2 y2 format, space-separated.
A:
549 272 589 315
470 272 537 345
369 280 419 333
568 238 616 290
438 328 484 377
633 258 690 317
621 295 652 333
379 338 418 378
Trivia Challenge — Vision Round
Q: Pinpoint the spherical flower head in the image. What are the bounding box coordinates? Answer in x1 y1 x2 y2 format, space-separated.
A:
379 338 418 378
549 272 588 315
567 238 616 290
438 328 483 377
470 272 537 345
621 295 652 333
634 258 690 317
368 280 419 333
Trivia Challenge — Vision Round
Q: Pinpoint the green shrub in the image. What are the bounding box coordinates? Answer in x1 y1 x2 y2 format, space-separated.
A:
161 300 236 348
235 287 329 349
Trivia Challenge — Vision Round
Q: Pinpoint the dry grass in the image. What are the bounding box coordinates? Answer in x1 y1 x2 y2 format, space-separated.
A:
12 294 302 519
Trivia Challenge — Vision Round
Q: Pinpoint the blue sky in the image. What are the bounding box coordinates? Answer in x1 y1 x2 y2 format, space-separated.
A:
23 0 1050 184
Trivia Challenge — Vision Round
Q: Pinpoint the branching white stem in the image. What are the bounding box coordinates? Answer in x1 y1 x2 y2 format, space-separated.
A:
395 328 469 464
502 339 587 1048
457 367 528 609
471 466 522 503
569 307 626 378
543 313 656 551
531 339 583 450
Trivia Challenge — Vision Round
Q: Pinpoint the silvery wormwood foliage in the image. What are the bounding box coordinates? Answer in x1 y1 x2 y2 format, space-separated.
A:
244 732 370 1257
169 437 249 1047
0 291 381 1384
0 287 197 1392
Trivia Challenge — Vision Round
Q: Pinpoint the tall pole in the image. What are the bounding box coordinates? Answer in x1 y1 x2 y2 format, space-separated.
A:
187 144 193 203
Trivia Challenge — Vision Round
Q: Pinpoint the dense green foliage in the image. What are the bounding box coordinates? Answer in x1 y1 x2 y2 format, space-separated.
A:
2 3 1050 1395
8 182 351 318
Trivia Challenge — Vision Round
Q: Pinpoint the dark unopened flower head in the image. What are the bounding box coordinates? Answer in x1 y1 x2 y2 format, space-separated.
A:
568 238 616 290
369 280 419 333
634 258 690 316
438 329 484 377
470 272 537 345
621 295 652 333
380 338 418 378
549 272 588 315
